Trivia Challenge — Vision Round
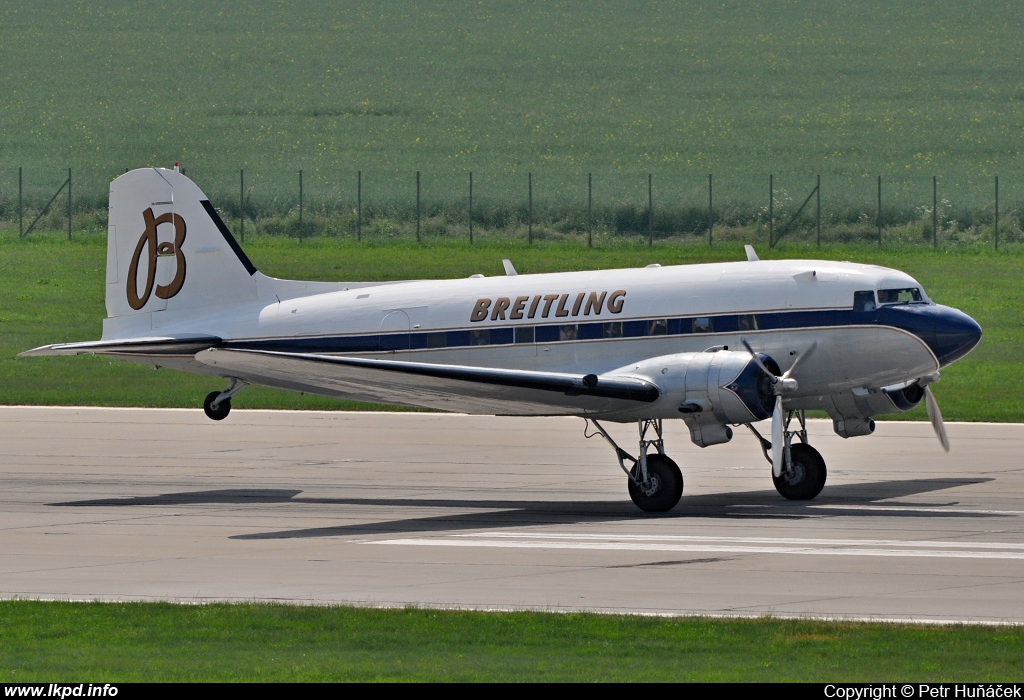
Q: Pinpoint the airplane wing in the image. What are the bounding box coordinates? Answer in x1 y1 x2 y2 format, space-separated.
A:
195 347 659 416
18 335 221 357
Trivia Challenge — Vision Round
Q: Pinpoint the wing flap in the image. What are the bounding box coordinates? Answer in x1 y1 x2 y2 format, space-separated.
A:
195 348 659 416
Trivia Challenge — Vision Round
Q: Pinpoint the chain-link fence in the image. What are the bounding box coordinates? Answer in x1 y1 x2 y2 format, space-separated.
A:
1 166 1020 248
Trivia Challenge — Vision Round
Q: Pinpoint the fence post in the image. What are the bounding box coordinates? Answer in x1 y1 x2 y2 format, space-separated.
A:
769 173 774 247
995 175 999 251
708 173 713 247
816 174 821 247
528 172 533 244
877 175 882 246
357 170 362 241
647 174 653 247
298 169 303 243
469 171 473 245
416 170 421 243
67 168 72 240
933 175 937 248
588 172 593 248
239 169 245 243
18 166 23 237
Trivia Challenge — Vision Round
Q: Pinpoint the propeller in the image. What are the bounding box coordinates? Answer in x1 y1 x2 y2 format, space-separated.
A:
922 381 950 452
742 339 817 476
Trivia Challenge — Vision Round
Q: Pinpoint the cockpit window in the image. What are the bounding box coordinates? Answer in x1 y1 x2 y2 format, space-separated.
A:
877 287 923 305
853 291 876 312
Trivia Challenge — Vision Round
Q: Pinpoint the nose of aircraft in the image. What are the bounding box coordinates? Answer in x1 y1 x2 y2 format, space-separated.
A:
928 305 982 366
877 303 982 367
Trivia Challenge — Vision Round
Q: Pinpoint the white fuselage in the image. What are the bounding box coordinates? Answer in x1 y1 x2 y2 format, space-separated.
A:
126 258 940 400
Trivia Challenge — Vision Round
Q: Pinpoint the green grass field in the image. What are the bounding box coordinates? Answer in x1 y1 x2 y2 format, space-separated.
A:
2 602 1021 681
2 231 1020 421
2 0 1024 234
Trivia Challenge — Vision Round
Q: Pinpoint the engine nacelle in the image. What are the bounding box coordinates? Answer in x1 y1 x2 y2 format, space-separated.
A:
618 349 779 447
883 382 925 412
800 381 925 439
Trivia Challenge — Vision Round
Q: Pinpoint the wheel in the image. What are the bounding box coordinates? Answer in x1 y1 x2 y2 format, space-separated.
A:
772 443 826 500
628 454 683 512
203 391 231 421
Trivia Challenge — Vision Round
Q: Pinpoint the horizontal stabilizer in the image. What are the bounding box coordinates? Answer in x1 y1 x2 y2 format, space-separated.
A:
195 348 659 416
18 335 220 358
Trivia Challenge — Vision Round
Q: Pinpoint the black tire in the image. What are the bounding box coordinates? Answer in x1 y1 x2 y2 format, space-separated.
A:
628 454 684 513
772 443 826 500
203 391 231 421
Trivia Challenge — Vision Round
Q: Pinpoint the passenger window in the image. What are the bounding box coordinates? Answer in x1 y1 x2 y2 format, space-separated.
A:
535 326 559 343
514 326 535 344
693 317 712 333
737 314 758 331
648 319 668 336
853 291 876 312
603 322 623 338
490 328 513 345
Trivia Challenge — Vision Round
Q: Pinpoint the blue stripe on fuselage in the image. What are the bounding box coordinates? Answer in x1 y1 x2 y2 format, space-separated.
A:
226 303 979 367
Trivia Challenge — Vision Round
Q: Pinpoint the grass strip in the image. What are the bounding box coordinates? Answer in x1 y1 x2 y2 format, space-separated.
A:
1 601 1022 682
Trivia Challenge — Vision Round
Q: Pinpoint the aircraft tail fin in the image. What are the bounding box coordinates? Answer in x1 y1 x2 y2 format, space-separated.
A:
104 167 259 333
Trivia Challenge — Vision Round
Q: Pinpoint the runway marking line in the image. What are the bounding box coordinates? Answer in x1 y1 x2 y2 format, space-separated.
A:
366 532 1024 560
806 504 1024 516
459 533 1024 549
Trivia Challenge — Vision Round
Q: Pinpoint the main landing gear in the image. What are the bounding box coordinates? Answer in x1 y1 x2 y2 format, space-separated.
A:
203 379 248 421
586 419 683 513
747 409 827 500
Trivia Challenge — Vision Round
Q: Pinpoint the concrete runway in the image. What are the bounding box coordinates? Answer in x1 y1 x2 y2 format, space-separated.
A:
2 406 1023 623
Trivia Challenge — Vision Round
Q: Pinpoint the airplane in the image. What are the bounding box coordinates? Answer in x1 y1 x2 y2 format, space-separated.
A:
20 166 983 512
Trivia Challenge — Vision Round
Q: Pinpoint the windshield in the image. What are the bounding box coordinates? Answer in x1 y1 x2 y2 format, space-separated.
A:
877 287 924 305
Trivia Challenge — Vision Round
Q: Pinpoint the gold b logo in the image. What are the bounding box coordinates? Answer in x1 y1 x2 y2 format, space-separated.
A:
127 207 187 310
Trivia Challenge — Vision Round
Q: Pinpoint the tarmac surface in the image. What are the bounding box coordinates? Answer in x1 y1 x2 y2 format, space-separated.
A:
2 406 1023 623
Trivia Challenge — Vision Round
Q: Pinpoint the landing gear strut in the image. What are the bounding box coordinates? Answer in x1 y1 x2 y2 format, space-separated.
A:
586 419 683 513
747 409 827 500
203 379 247 421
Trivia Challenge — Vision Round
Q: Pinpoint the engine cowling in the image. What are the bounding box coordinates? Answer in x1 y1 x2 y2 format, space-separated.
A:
615 349 780 447
805 381 926 438
884 382 925 412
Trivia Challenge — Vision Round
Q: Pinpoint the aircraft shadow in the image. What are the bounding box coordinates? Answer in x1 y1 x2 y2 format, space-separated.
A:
53 489 304 507
48 477 997 540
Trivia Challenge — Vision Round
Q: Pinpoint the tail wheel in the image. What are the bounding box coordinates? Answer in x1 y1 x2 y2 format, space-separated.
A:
203 391 231 421
628 454 683 513
773 443 826 500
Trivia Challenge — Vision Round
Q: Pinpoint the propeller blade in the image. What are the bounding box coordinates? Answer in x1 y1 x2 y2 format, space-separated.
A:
780 341 818 381
924 385 950 452
741 338 778 380
771 395 785 477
